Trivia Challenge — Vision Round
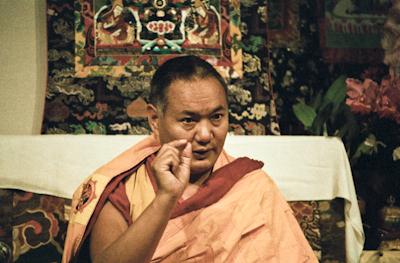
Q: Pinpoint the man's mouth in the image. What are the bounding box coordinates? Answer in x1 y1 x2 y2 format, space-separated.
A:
192 149 212 159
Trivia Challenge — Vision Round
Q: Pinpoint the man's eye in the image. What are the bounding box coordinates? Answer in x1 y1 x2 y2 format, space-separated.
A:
211 114 223 121
181 118 194 124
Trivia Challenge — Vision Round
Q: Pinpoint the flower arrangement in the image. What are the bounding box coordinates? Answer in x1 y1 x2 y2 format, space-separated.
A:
292 72 400 166
345 75 400 165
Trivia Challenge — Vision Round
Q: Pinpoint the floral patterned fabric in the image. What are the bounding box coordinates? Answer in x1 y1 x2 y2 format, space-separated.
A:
0 189 345 262
0 189 70 263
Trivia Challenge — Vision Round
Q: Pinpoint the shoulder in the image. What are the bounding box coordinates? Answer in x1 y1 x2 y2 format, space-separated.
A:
238 167 287 200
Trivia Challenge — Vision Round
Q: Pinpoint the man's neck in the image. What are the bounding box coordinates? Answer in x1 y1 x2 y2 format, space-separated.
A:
181 172 210 201
189 170 211 185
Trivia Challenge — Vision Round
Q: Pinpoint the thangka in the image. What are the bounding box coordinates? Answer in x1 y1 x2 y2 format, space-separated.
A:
319 0 390 64
75 0 242 78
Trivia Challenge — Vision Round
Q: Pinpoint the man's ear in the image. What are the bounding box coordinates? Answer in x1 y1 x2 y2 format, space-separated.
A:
147 103 160 138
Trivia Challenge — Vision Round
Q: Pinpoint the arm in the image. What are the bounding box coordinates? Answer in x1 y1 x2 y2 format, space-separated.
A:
90 140 192 263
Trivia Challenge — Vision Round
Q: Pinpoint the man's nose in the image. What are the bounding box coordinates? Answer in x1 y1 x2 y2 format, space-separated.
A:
194 120 212 144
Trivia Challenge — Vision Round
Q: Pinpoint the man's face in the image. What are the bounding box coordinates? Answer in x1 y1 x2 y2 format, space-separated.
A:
153 77 229 177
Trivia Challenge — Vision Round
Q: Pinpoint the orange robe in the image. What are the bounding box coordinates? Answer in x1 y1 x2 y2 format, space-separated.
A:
62 135 317 262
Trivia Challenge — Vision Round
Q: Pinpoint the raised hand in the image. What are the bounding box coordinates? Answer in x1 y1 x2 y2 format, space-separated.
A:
151 139 192 200
90 140 192 263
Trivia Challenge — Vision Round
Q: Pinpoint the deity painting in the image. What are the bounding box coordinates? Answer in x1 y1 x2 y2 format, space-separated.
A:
94 0 225 56
75 0 241 78
95 1 136 47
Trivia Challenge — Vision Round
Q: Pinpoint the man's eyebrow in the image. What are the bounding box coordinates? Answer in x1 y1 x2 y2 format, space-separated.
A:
180 110 196 116
180 106 227 116
210 106 227 113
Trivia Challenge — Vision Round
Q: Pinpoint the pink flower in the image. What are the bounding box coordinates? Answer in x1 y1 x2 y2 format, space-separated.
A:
345 98 372 114
376 76 400 123
345 78 379 114
345 75 400 123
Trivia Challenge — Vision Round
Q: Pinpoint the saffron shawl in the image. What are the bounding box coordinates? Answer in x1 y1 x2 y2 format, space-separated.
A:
62 135 317 262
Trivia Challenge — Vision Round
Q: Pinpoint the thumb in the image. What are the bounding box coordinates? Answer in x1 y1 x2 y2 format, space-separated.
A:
176 142 192 182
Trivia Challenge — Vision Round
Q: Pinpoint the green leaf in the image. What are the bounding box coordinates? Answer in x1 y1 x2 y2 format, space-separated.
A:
322 75 347 108
310 89 324 110
312 102 335 135
341 106 358 136
293 102 317 129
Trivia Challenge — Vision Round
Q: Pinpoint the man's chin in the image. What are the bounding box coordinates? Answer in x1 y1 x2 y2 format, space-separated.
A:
190 160 214 179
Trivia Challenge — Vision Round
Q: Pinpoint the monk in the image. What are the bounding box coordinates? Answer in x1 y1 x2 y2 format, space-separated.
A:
62 55 318 263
